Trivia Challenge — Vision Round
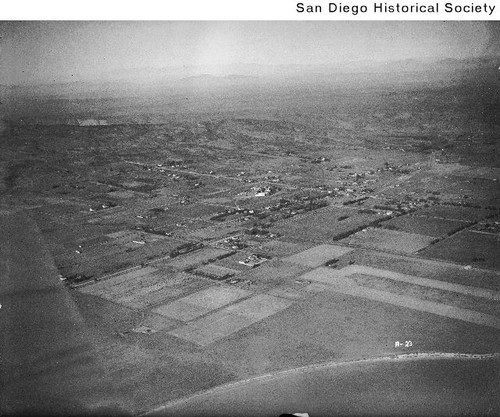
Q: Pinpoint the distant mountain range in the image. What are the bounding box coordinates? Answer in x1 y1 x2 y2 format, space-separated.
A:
180 74 259 85
1 56 498 101
2 56 499 86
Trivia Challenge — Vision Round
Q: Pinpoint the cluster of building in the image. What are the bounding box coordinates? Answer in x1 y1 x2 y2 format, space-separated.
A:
211 207 258 222
238 253 271 268
252 185 275 197
216 235 248 250
263 196 328 219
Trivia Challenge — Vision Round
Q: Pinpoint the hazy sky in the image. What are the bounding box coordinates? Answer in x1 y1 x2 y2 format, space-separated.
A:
0 21 496 85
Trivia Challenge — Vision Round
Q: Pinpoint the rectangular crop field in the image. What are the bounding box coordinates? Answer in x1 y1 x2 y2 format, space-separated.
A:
418 230 500 269
380 215 469 237
340 227 436 254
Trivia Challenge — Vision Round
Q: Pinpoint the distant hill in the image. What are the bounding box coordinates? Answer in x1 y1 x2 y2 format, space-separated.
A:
180 74 259 87
1 56 498 111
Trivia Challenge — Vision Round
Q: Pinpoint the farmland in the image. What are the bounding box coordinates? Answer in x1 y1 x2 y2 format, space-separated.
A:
1 59 499 414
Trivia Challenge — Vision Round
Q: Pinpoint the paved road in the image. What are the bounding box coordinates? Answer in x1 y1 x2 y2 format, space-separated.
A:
148 353 500 417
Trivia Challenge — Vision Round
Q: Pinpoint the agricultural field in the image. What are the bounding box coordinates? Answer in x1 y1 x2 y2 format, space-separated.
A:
270 206 386 243
418 230 500 269
340 227 437 254
379 215 469 238
2 67 498 288
2 47 500 415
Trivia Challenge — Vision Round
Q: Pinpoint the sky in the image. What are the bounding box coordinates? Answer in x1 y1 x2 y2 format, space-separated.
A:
0 21 497 85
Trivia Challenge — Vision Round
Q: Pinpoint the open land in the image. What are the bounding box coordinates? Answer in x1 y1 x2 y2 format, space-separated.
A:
1 62 499 415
